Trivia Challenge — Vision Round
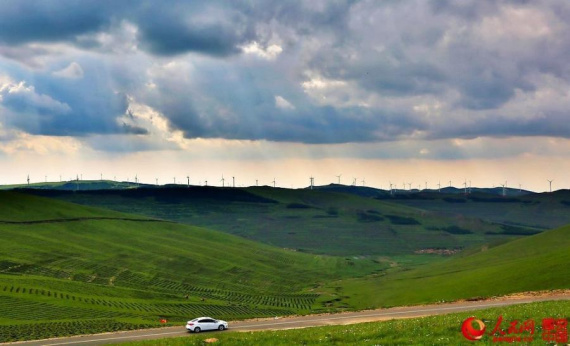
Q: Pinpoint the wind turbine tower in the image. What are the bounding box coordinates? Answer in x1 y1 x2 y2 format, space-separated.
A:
27 175 30 185
232 176 235 188
547 179 553 193
336 174 342 184
310 177 314 190
463 180 467 195
272 178 276 188
361 178 365 187
156 178 158 186
187 176 190 187
220 175 225 187
256 179 258 186
352 178 357 186
437 181 441 193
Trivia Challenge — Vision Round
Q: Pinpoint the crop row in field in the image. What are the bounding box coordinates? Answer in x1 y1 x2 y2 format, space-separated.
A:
0 319 155 343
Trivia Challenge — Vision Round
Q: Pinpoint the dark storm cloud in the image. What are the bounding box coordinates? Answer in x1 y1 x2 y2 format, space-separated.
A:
1 0 570 146
1 59 129 136
0 0 123 45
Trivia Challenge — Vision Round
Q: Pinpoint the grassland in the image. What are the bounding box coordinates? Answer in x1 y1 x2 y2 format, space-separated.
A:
384 190 570 230
25 186 532 256
0 191 385 342
322 224 570 310
123 300 570 345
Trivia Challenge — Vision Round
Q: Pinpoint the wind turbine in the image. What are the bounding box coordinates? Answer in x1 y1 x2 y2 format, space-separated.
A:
173 177 176 184
547 179 553 193
389 182 393 195
187 176 190 187
205 180 208 186
408 182 412 190
336 174 342 184
256 179 258 186
449 180 452 187
220 175 225 187
463 179 467 195
27 174 30 185
425 181 427 190
156 178 158 186
45 175 47 183
310 177 314 190
232 176 235 188
272 178 276 188
352 178 357 186
437 181 441 193
501 183 506 197
100 173 102 181
361 178 365 187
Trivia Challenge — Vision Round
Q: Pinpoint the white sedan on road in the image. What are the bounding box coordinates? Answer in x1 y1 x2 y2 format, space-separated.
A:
186 317 228 333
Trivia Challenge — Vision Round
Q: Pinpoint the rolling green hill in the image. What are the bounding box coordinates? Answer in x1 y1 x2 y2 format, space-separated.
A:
0 180 148 191
23 186 535 257
383 190 570 230
324 223 570 309
0 191 384 341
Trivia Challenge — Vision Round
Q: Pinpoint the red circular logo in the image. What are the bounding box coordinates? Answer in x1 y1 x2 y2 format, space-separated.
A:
462 317 486 341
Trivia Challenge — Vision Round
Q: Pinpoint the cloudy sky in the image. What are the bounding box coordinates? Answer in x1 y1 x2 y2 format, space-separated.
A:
1 0 569 191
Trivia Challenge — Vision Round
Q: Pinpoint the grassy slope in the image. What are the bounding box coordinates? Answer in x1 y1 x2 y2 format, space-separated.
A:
26 187 526 256
0 192 385 341
329 224 570 309
386 190 570 230
124 300 570 346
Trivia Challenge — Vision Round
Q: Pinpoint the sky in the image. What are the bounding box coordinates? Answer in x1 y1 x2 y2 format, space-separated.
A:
1 0 569 192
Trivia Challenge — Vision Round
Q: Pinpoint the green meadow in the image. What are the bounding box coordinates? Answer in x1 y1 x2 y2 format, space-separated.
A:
0 191 383 342
30 186 531 256
325 224 570 309
0 189 568 342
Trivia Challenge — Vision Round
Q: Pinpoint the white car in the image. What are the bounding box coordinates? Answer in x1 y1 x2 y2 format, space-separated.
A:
186 317 228 333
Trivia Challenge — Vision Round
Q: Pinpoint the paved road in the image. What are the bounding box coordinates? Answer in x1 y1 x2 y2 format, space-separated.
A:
9 295 569 345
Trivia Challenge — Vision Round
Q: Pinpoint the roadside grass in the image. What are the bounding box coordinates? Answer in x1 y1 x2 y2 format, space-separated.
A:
26 186 528 256
325 224 570 309
121 300 570 345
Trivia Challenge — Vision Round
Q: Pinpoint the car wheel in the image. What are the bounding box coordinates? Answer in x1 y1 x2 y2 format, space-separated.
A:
194 327 201 333
218 325 225 331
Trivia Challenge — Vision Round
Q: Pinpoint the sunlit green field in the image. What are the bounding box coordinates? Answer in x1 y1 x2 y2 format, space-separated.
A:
0 192 383 342
325 224 570 309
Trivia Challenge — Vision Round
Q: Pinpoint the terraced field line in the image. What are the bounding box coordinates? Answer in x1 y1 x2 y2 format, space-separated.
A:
12 294 570 345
